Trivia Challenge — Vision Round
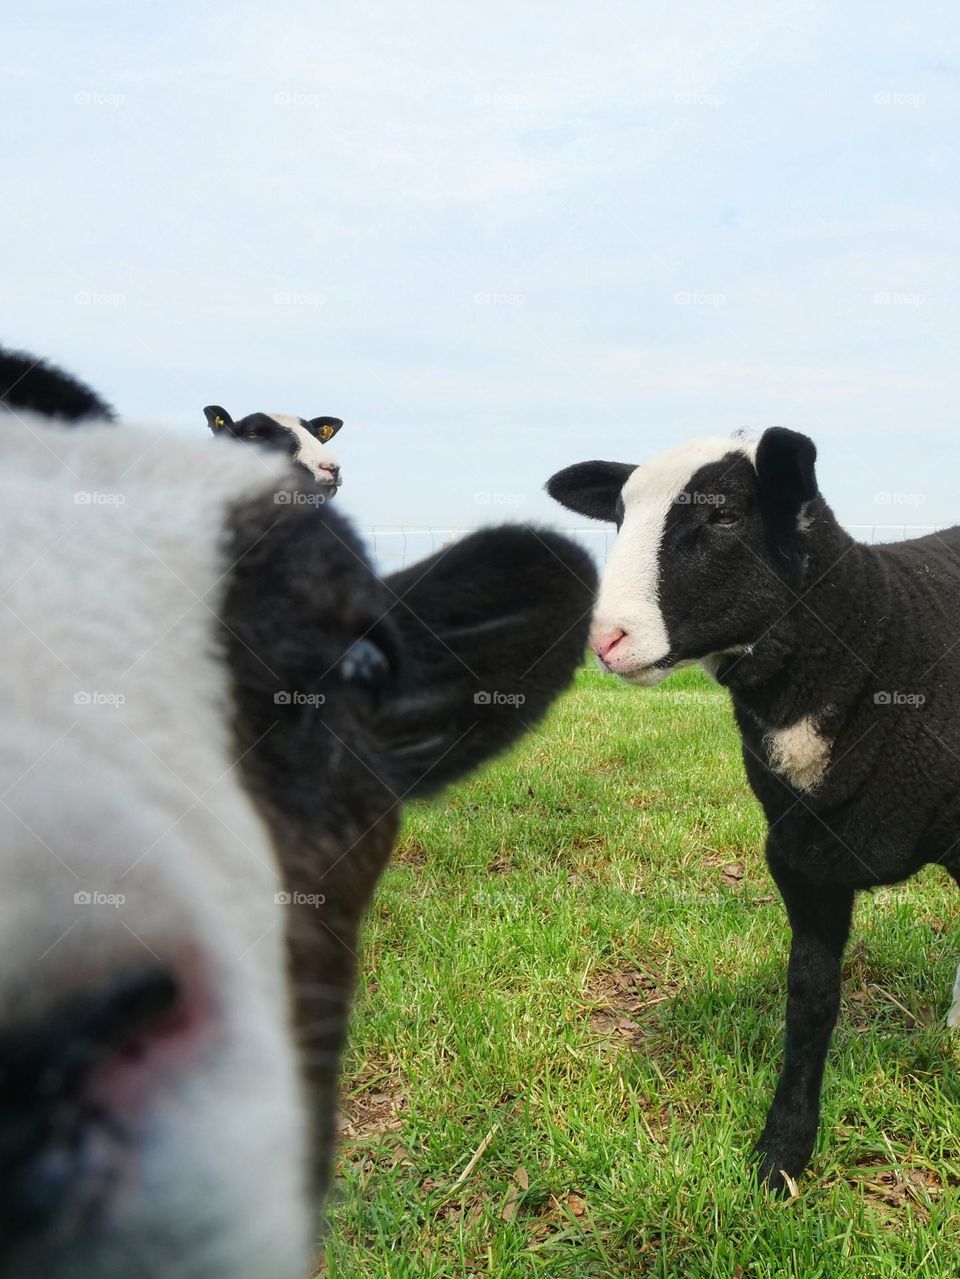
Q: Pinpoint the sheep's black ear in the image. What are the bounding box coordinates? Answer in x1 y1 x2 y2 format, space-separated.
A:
309 416 343 443
545 461 636 523
204 405 232 433
755 428 818 531
380 526 596 796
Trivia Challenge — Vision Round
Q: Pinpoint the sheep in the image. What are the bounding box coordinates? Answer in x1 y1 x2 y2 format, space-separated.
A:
0 348 596 1278
548 428 960 1192
0 343 114 421
205 404 344 496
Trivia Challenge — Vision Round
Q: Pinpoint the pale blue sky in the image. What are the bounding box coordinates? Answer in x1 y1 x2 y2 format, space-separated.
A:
2 1 958 536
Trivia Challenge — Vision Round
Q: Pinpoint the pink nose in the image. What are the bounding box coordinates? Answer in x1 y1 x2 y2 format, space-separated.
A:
592 628 627 662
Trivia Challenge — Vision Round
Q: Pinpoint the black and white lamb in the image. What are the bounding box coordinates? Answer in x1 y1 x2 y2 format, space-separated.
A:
0 347 596 1278
548 428 960 1192
205 403 344 496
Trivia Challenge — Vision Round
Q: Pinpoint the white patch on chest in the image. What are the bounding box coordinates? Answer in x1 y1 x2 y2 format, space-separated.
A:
764 713 832 792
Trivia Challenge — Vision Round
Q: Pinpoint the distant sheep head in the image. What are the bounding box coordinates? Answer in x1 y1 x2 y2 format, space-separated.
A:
205 405 344 495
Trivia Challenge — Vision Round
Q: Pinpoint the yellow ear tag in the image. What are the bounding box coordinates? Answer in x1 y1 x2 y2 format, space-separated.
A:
319 425 333 442
215 415 224 428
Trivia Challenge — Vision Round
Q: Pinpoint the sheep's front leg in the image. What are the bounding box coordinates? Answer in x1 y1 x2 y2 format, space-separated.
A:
754 857 854 1192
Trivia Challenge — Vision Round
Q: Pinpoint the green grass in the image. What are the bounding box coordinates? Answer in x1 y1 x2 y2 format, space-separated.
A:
322 664 960 1278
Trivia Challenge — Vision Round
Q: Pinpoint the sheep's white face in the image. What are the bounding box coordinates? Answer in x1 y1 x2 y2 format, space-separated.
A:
547 429 819 687
0 411 596 1277
266 412 342 488
0 426 315 1277
593 438 756 682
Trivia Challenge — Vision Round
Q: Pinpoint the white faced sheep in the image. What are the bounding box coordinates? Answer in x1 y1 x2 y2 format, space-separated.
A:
549 429 960 1192
205 405 344 496
0 348 596 1278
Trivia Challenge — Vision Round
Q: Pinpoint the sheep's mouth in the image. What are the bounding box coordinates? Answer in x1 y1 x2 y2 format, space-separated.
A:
292 464 341 495
617 653 696 686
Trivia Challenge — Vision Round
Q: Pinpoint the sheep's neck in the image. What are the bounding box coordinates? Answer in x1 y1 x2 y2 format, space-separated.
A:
720 502 891 732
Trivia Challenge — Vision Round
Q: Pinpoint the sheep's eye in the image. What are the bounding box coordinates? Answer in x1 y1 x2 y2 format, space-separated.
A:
710 505 741 527
339 637 392 691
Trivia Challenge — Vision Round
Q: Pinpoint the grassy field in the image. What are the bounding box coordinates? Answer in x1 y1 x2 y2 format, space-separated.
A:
323 664 960 1278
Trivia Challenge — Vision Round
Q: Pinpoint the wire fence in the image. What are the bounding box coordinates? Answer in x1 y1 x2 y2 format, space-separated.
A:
361 523 941 573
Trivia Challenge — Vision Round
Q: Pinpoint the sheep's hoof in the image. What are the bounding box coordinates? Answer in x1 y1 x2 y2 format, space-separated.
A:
753 1143 803 1196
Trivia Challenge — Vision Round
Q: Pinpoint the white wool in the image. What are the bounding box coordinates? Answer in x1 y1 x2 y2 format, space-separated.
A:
763 714 832 792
